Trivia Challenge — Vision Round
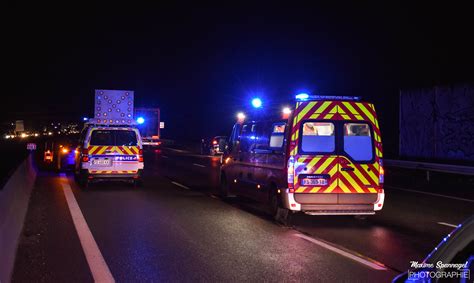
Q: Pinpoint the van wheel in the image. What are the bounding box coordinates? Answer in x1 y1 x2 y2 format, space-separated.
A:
269 190 280 217
269 187 292 225
220 174 230 198
78 173 89 188
133 179 143 187
354 215 369 220
80 178 89 189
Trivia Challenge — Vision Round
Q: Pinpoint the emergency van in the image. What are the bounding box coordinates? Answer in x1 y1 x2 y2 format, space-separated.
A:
220 95 385 216
74 90 144 187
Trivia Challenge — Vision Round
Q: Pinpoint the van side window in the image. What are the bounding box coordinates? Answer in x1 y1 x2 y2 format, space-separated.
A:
228 124 241 152
301 122 335 153
254 122 271 150
343 123 373 161
79 128 88 147
240 123 256 152
269 123 286 149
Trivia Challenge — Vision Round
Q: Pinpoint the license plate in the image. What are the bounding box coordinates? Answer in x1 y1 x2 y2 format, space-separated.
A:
93 159 112 166
301 178 328 186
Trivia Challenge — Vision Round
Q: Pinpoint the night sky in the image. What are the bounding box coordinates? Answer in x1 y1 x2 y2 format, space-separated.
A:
5 2 474 153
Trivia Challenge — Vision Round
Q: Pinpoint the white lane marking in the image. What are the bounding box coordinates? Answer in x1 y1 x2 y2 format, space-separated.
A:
294 234 388 271
437 222 458 228
171 181 190 190
385 185 474 203
162 155 169 158
166 148 189 153
59 173 115 282
193 163 206 168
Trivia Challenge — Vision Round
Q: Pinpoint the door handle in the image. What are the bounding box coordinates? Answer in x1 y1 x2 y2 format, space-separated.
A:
341 167 354 171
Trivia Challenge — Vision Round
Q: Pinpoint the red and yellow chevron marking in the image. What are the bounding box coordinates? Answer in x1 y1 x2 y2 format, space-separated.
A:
90 170 137 174
294 156 339 193
293 156 380 194
87 146 139 155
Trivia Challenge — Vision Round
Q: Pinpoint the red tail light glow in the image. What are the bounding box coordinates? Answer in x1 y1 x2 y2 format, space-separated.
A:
212 140 218 145
139 149 144 162
82 148 89 162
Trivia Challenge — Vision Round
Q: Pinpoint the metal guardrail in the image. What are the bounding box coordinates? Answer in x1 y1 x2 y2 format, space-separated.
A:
385 159 474 176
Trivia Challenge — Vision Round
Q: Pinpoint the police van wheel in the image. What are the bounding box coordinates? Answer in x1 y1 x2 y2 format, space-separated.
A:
133 179 143 187
354 215 368 220
79 178 89 189
78 173 89 188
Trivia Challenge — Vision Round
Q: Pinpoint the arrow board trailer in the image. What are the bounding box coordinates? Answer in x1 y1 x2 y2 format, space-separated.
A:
89 89 135 125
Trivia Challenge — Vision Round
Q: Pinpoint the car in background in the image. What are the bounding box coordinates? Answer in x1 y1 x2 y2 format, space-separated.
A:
393 215 474 283
201 136 227 155
56 141 77 171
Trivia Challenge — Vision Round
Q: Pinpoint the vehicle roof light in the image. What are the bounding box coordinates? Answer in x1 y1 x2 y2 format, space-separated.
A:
237 112 246 121
251 98 262 108
295 93 309 100
296 94 362 101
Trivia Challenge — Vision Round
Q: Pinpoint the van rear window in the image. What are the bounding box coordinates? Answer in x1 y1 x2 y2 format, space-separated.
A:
301 122 335 153
344 123 373 161
90 130 138 146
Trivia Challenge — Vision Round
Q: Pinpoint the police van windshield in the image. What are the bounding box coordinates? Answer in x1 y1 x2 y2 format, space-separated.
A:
90 130 138 146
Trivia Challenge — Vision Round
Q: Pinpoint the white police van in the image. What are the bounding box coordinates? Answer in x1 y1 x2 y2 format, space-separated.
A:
74 90 144 187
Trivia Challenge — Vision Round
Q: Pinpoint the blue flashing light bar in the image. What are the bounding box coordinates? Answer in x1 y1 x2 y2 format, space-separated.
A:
295 93 309 100
295 95 362 101
251 98 262 108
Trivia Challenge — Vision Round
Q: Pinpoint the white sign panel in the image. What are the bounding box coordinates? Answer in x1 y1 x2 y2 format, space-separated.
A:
160 122 165 129
27 143 36 150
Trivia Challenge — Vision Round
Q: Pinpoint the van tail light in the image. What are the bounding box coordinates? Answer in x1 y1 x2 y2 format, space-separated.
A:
139 149 144 162
379 159 384 184
287 156 295 192
82 149 89 162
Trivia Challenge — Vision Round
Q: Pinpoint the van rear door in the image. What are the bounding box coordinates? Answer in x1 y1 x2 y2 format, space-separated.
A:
339 122 379 193
294 121 339 194
290 100 383 196
88 128 140 174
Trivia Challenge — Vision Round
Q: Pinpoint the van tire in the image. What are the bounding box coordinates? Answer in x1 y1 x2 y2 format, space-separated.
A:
133 179 143 187
78 172 89 189
354 215 368 220
269 186 291 225
220 173 230 198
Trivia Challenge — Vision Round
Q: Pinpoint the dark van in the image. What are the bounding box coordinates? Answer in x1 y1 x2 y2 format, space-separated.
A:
220 95 385 216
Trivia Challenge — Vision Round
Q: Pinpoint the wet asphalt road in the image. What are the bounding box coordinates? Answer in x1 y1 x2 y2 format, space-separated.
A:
12 148 474 282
